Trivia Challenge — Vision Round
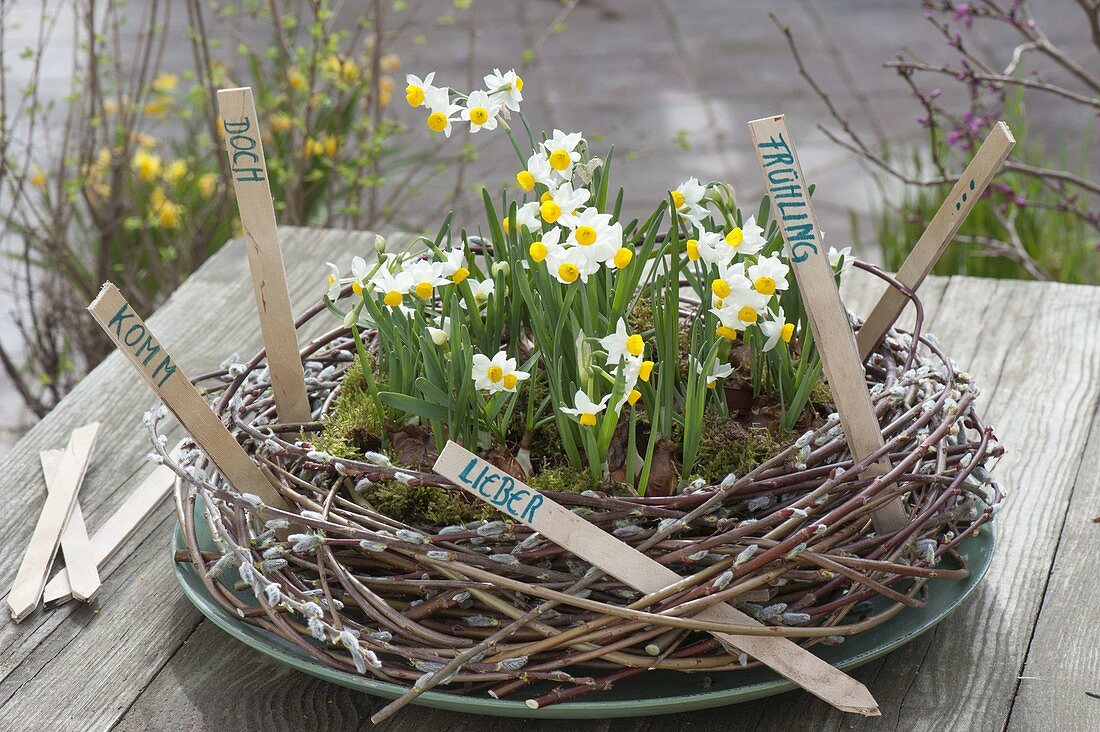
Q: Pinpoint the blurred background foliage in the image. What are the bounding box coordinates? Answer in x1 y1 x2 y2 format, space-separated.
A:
0 0 483 415
871 89 1099 283
783 1 1100 288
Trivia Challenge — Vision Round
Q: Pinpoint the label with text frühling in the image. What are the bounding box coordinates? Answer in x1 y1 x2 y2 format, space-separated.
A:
756 131 818 263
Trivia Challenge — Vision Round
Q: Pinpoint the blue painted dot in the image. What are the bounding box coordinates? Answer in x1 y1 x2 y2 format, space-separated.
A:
955 202 961 211
962 192 968 202
969 179 976 190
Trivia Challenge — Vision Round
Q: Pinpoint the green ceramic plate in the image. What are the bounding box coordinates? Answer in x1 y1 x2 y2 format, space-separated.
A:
172 514 995 719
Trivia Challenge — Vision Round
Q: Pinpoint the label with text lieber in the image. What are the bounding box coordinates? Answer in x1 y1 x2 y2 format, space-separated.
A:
450 454 545 523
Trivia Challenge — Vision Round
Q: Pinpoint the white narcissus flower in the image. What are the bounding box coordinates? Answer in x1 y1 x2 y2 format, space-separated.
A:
613 355 646 412
405 72 435 108
325 262 342 301
541 182 590 225
828 246 854 275
369 266 413 308
351 256 370 296
403 259 449 299
564 207 622 264
528 226 563 264
748 255 790 297
694 356 734 388
424 85 462 137
467 278 495 306
460 89 500 133
561 389 611 426
516 153 555 192
723 215 767 257
711 281 770 336
691 229 734 266
600 318 645 366
438 246 470 284
472 350 529 393
709 261 748 305
541 129 584 177
759 308 796 352
483 68 523 112
503 201 541 235
671 177 708 222
546 241 600 285
606 243 634 271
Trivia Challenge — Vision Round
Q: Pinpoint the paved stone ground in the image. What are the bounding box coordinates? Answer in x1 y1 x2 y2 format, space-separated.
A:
1 0 1091 455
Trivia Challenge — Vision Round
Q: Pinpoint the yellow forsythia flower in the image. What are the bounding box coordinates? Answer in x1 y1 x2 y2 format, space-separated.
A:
144 96 172 117
30 169 47 188
325 55 360 83
341 59 361 84
151 72 179 92
132 150 162 182
166 159 188 184
198 172 218 198
303 137 326 158
379 76 395 106
287 69 307 91
132 132 159 149
323 134 339 157
379 53 401 73
156 200 183 229
270 113 292 133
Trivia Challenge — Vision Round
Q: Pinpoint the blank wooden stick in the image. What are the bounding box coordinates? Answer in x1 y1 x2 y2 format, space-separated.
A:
43 463 176 606
8 422 99 622
87 283 291 515
434 442 880 716
857 122 1015 359
748 114 907 534
217 87 312 426
40 449 101 603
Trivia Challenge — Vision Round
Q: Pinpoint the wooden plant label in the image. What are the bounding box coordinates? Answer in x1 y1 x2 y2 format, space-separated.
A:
856 122 1014 359
40 449 101 602
433 441 880 716
7 422 99 622
88 283 291 515
43 462 176 606
217 87 312 426
748 115 906 534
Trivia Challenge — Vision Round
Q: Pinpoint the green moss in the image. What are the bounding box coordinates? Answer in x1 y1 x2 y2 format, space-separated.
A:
692 414 786 484
628 295 655 335
528 465 632 497
809 379 834 410
314 360 385 459
527 465 600 494
364 480 498 526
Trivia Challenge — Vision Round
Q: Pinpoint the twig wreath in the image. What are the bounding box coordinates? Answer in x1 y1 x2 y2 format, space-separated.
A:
160 68 1005 715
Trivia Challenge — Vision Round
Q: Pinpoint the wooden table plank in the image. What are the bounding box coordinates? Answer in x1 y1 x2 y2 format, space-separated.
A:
718 275 1100 731
0 227 382 730
3 235 1098 731
1005 342 1100 729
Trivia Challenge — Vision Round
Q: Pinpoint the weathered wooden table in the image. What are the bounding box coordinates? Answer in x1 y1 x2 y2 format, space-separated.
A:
2 228 1098 730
